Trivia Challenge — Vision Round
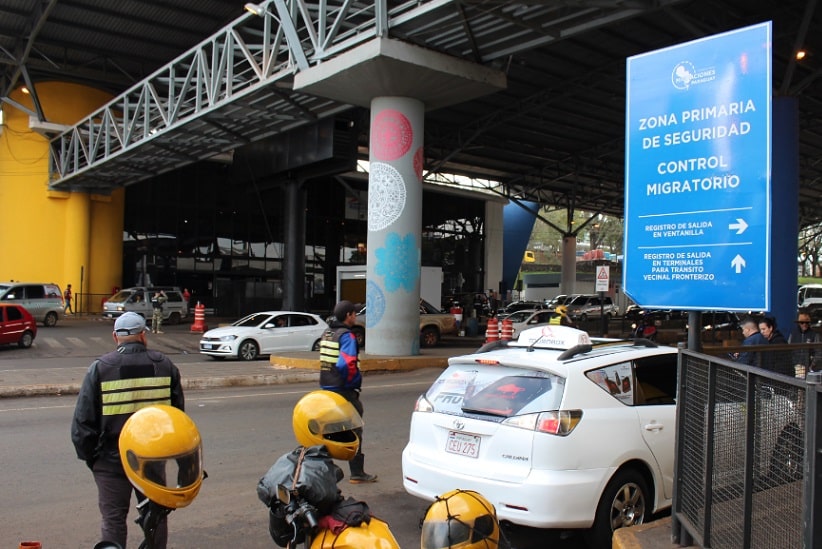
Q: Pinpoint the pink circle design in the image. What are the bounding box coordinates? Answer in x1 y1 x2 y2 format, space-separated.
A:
413 147 424 180
372 109 413 161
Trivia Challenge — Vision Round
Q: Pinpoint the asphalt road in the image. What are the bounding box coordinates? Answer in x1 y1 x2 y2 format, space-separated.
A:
0 317 598 548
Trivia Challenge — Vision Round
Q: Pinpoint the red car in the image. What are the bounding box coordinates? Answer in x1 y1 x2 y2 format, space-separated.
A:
0 303 37 348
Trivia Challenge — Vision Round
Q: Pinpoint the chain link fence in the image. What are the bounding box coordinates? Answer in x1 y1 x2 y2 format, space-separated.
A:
673 345 822 548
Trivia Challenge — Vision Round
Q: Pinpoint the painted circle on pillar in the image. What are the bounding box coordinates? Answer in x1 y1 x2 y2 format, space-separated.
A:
374 232 420 293
367 162 406 231
365 280 386 328
413 147 424 181
372 109 413 161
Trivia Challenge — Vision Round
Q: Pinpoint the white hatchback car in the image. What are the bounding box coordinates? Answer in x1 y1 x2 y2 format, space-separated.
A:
402 325 679 547
199 311 328 361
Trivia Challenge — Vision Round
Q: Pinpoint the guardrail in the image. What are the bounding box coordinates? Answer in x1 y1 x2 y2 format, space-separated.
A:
672 345 822 548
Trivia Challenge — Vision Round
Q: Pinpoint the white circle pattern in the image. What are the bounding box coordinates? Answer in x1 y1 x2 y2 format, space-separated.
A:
368 162 407 231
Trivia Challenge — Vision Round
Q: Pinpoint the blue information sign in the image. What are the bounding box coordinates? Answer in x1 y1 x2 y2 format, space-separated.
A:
623 22 771 311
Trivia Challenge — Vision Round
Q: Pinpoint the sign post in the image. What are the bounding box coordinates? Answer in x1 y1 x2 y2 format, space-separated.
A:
596 265 610 334
623 23 771 312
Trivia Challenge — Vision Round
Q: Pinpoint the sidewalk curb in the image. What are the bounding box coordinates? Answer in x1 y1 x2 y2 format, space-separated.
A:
269 354 450 372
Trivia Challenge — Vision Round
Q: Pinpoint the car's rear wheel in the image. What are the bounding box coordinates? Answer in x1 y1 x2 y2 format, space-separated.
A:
587 468 650 549
311 339 321 351
18 331 34 348
44 312 58 327
238 340 259 361
420 326 440 347
167 312 181 325
351 326 365 347
770 424 803 483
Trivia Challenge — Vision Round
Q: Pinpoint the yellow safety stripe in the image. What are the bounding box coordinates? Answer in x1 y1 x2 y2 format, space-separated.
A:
100 376 172 416
103 388 171 404
103 399 171 416
101 377 171 392
320 340 340 363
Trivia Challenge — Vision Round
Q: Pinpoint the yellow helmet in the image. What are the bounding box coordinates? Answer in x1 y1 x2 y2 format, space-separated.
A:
292 390 363 461
555 305 568 316
119 405 204 509
421 489 500 549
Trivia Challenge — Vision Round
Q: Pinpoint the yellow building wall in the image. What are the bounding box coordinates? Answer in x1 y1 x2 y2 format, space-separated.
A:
0 82 124 312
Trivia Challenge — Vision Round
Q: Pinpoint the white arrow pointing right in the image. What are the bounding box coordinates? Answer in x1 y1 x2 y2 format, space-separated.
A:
731 254 746 273
728 218 748 235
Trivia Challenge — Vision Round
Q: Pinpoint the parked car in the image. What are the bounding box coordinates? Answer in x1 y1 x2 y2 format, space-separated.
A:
544 294 574 309
496 300 547 318
353 299 457 348
0 282 63 327
102 286 189 324
685 311 740 333
402 325 801 545
0 303 38 348
199 311 328 360
565 294 619 321
498 309 555 339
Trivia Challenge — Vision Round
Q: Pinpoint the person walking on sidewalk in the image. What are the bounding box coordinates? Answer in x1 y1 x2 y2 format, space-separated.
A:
151 290 167 333
64 284 73 315
71 312 185 549
319 300 378 484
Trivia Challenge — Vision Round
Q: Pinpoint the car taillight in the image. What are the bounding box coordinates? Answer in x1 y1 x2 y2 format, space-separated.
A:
537 410 582 435
504 410 582 435
414 394 434 413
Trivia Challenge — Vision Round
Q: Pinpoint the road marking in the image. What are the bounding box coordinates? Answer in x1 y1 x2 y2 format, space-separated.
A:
41 337 63 348
66 337 87 348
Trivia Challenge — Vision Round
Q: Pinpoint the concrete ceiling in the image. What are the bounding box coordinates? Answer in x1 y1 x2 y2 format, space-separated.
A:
1 0 820 226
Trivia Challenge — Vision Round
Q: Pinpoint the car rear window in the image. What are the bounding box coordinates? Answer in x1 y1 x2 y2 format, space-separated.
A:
425 365 564 418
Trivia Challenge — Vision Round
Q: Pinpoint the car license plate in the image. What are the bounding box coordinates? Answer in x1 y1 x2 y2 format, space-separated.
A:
446 431 480 458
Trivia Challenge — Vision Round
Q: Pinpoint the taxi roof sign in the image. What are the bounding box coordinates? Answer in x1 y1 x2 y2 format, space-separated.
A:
513 325 592 349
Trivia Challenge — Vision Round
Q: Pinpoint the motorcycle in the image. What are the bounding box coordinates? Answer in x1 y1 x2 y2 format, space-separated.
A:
271 482 400 549
258 445 400 549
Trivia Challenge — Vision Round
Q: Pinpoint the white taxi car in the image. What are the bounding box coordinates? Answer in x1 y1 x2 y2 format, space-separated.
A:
402 325 679 547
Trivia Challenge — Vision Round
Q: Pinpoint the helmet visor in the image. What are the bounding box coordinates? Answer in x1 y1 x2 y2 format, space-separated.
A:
125 445 203 490
421 520 471 548
308 402 364 436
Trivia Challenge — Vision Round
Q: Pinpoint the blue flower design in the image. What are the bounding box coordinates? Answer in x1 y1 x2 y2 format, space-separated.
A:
374 232 420 293
365 280 385 328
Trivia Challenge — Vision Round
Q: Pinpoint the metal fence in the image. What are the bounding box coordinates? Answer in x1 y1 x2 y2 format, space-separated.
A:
673 344 822 548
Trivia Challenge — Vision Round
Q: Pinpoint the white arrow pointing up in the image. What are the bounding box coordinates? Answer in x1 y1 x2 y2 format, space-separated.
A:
728 218 748 235
731 254 746 273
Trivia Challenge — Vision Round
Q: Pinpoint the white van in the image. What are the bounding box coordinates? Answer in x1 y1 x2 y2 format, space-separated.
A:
797 284 822 310
0 282 64 327
102 286 189 324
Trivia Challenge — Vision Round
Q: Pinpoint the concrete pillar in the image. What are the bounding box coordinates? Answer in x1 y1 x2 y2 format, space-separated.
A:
64 192 91 308
283 179 306 311
561 235 577 295
484 201 504 296
365 97 424 355
770 97 799 332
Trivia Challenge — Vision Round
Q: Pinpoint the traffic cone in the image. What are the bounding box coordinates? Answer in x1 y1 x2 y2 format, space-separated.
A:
501 318 514 340
485 317 499 343
190 302 208 333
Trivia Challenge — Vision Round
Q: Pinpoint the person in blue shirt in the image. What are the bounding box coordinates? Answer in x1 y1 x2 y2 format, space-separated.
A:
733 316 767 366
318 300 377 483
